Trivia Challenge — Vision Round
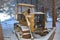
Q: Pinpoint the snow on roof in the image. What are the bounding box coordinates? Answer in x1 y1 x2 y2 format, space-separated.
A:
30 12 45 14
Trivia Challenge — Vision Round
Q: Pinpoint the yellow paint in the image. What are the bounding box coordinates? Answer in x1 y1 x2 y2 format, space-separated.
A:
27 14 34 32
18 3 35 7
23 10 35 32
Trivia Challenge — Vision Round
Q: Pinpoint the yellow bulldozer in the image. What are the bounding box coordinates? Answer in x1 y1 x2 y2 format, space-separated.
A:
14 3 48 39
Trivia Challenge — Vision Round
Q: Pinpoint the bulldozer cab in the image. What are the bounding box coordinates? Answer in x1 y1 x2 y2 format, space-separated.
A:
16 3 35 26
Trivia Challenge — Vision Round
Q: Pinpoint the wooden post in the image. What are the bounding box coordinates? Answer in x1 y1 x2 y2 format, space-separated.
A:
52 0 56 27
43 0 46 28
0 23 3 40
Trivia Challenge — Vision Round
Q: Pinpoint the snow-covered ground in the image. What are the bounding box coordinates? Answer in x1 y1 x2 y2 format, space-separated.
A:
1 18 52 40
0 13 18 40
0 18 60 40
1 17 18 40
0 13 60 40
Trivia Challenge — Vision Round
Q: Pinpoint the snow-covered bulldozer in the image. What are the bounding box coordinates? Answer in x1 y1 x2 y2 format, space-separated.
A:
14 3 48 39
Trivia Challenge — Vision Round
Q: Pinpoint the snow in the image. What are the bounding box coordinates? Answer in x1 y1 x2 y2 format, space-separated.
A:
47 18 52 21
0 13 12 22
1 17 18 40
